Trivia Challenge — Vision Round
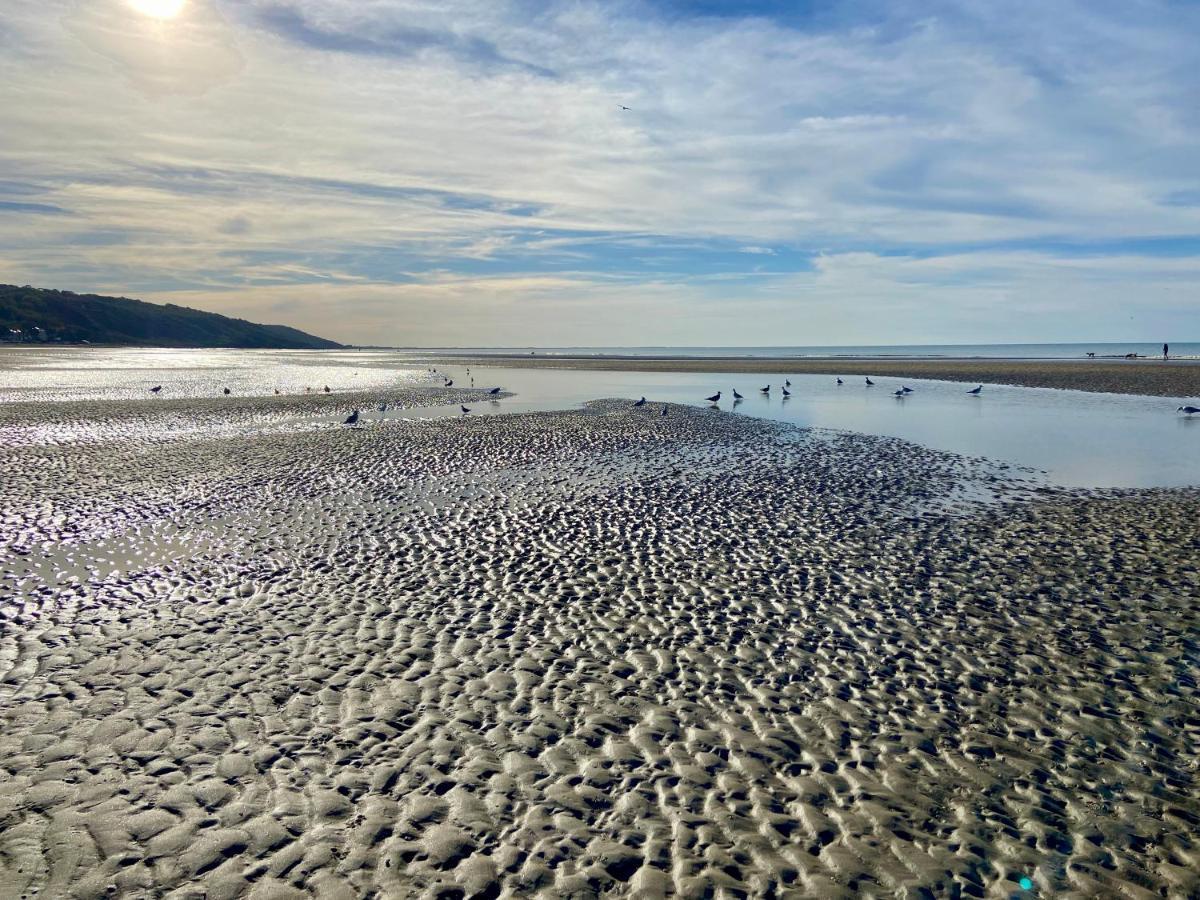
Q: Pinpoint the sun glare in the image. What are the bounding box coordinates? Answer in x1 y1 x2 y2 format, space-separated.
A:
128 0 186 19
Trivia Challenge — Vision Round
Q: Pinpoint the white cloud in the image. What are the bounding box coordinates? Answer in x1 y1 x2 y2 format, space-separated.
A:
0 0 1197 342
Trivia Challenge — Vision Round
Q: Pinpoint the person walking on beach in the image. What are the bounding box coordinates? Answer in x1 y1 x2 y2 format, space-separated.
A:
1164 342 1169 359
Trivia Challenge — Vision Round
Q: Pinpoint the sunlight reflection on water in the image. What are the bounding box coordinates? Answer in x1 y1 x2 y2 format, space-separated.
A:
1 347 1196 488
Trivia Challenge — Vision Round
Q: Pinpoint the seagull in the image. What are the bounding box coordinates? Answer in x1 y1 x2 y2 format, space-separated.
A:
732 388 744 400
488 387 502 396
149 385 162 394
223 387 231 395
760 385 770 394
782 387 791 397
344 410 360 425
705 391 722 403
633 396 647 407
967 385 982 395
1179 406 1200 415
865 377 874 386
836 378 843 385
461 405 471 414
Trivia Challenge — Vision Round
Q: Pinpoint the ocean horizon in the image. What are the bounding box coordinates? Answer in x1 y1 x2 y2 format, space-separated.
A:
403 341 1199 359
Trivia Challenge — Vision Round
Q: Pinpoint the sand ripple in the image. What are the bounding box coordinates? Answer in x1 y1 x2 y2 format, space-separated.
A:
0 397 1197 898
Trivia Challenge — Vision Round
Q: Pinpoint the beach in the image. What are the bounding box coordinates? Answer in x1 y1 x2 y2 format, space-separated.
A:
1 379 1198 898
410 355 1200 399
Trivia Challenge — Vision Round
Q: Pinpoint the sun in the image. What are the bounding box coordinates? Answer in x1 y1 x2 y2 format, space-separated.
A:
127 0 186 19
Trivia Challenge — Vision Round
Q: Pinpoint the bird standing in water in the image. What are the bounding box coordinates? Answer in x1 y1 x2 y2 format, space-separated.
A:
1179 406 1200 415
705 392 722 403
150 385 162 394
865 377 874 386
967 385 982 395
732 388 743 400
461 405 471 414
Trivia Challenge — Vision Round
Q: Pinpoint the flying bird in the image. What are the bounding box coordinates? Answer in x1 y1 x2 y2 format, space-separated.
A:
149 385 162 394
967 385 982 395
344 410 360 425
865 377 874 386
705 392 722 403
633 396 646 407
1179 406 1200 415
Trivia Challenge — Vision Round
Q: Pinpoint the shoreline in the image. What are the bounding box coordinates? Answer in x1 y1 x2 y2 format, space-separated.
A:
408 354 1200 398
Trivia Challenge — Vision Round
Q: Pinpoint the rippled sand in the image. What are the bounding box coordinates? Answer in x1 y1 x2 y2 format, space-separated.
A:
1 392 1197 899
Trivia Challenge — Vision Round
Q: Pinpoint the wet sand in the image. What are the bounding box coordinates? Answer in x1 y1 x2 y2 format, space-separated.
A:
411 355 1200 398
1 391 1198 898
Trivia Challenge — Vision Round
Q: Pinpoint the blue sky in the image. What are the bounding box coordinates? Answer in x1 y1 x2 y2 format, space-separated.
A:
0 0 1198 345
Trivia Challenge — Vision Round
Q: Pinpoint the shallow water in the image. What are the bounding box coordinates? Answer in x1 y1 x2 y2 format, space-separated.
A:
2 346 1196 488
392 364 1198 489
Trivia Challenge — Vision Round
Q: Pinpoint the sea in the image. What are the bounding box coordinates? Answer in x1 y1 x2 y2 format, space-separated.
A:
404 342 1199 359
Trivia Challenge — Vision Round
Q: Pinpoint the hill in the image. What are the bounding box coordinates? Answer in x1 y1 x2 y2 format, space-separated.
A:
0 285 342 349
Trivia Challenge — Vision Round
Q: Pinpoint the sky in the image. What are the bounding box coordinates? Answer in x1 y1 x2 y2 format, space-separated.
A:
1 0 1198 346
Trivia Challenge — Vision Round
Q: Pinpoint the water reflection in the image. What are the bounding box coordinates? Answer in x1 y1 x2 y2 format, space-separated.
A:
400 363 1198 489
1 347 1196 489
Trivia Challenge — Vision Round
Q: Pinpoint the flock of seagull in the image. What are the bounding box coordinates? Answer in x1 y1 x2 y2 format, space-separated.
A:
144 372 1200 423
696 376 986 407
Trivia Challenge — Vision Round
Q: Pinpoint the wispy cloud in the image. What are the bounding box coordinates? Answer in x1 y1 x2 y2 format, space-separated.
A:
0 0 1197 343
